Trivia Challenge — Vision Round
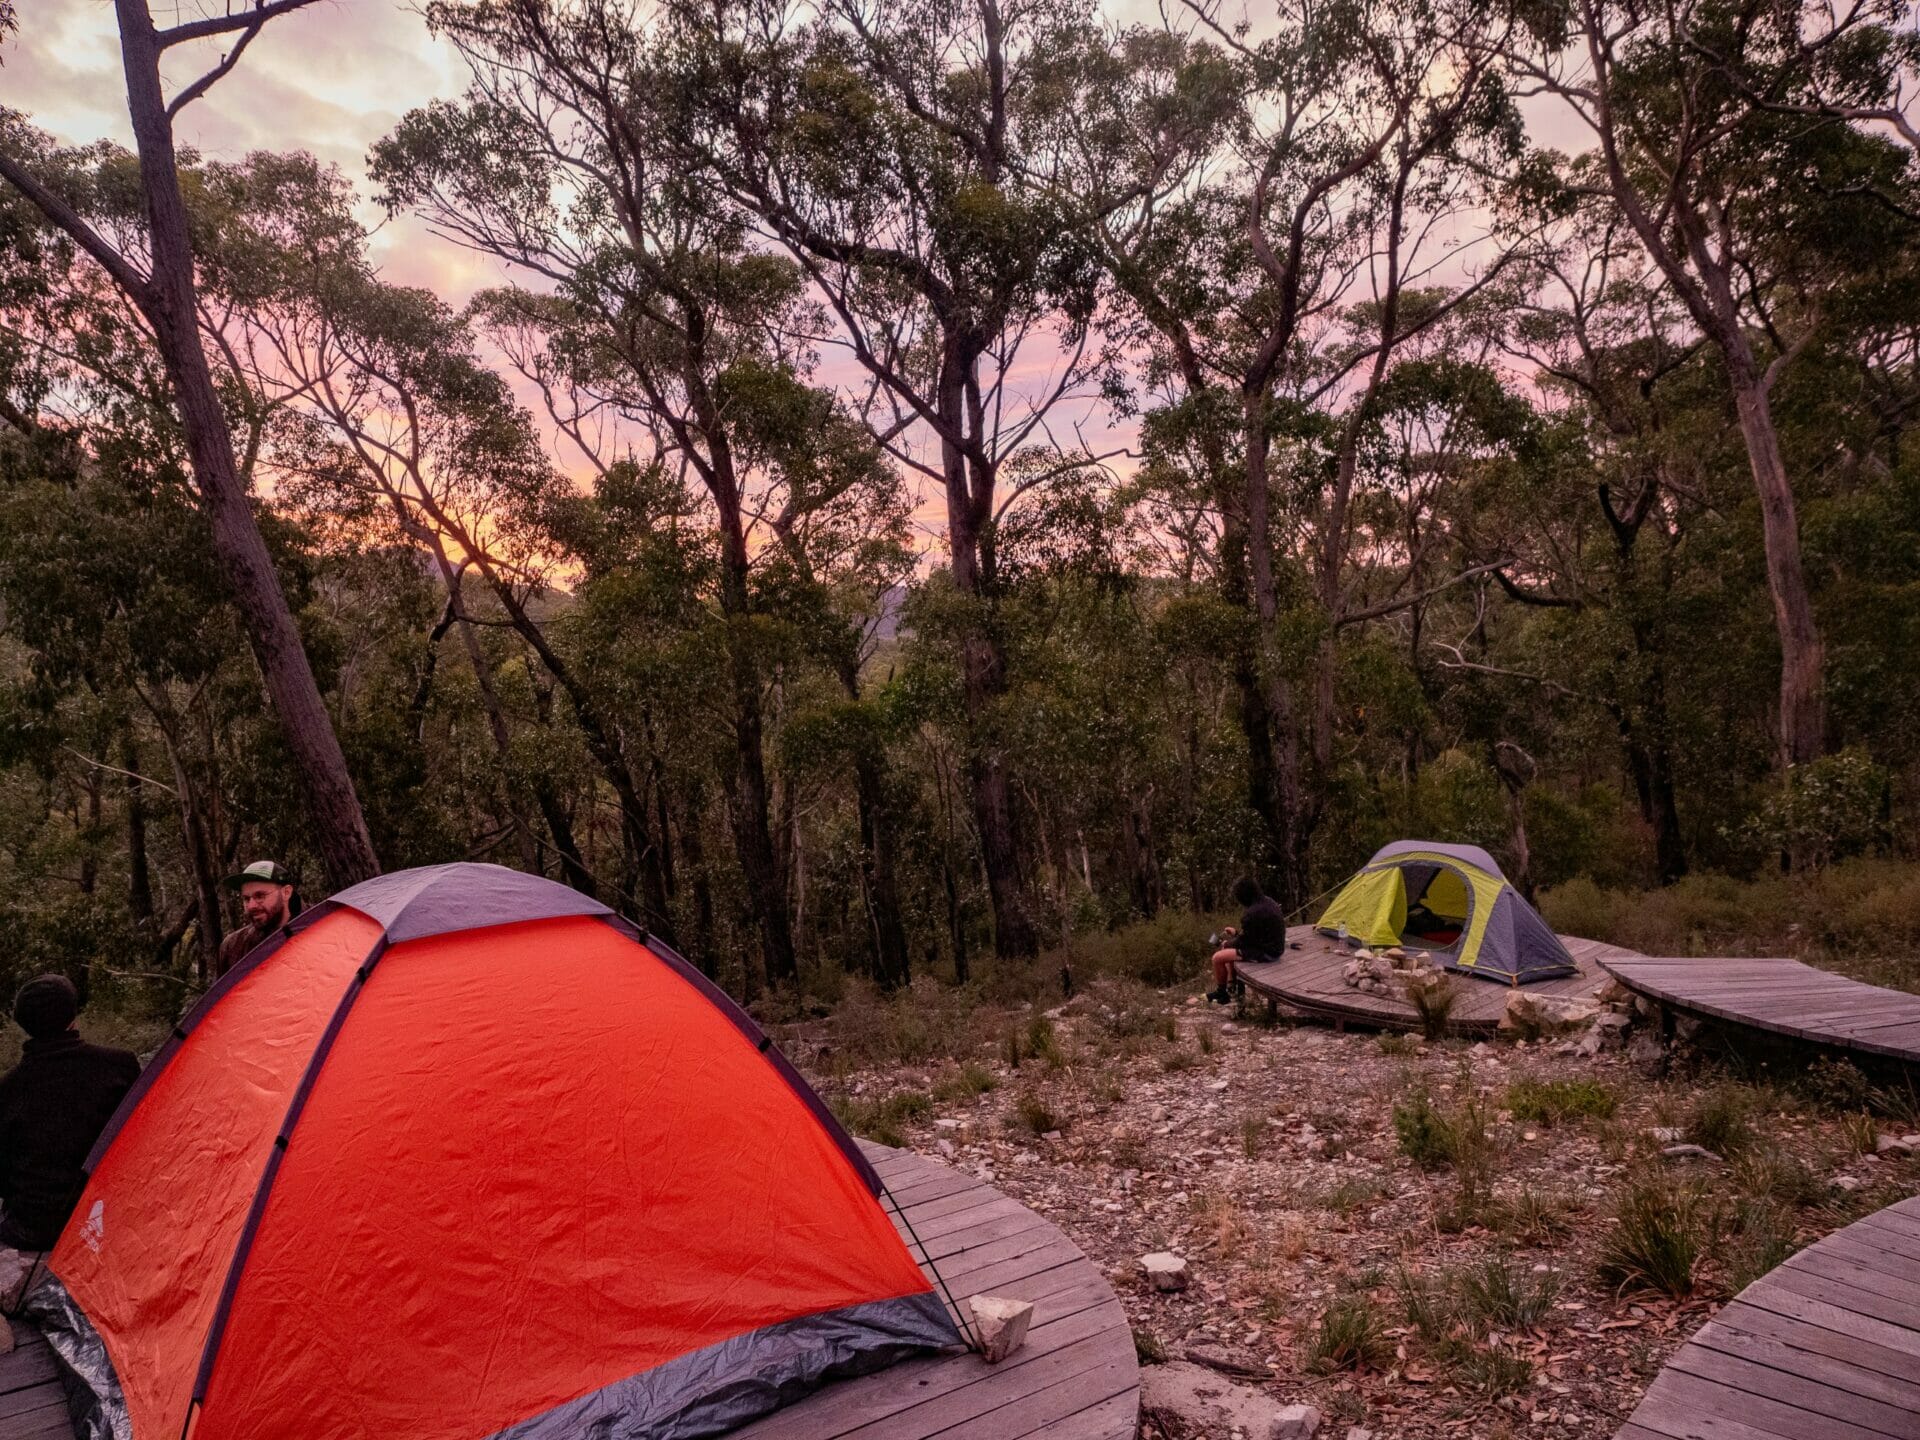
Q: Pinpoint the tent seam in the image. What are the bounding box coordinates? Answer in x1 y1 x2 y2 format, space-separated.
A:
181 933 391 1432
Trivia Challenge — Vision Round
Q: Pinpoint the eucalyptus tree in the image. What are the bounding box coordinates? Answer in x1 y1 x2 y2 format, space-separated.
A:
666 0 1157 957
1095 0 1527 903
0 2 379 887
1505 0 1920 770
372 0 875 986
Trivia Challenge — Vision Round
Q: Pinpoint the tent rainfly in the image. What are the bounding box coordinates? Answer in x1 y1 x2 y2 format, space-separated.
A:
29 862 959 1440
1315 841 1576 986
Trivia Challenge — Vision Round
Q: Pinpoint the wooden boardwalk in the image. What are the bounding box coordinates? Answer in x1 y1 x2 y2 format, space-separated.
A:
1600 952 1920 1065
1236 925 1633 1033
1618 1193 1920 1440
0 1142 1136 1440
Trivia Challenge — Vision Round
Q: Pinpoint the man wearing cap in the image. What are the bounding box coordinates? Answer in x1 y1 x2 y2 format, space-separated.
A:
0 976 140 1263
217 860 300 979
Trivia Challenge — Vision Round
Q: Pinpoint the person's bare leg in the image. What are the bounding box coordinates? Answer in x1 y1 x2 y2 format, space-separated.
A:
1210 948 1238 991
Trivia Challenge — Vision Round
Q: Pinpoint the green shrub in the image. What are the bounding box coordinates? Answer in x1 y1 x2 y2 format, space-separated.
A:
1800 1056 1874 1111
932 1063 998 1101
1239 1114 1265 1159
831 1089 934 1147
1041 910 1224 990
1539 859 1920 992
1685 1085 1757 1156
1455 1257 1560 1330
1598 1178 1705 1298
1453 1345 1533 1396
1014 1091 1062 1135
1406 974 1458 1040
1394 1074 1494 1173
1304 1294 1390 1373
1737 748 1891 870
1730 1148 1824 1210
1377 1032 1420 1056
1026 1014 1064 1068
1725 1201 1799 1293
1499 1187 1577 1242
1506 1078 1618 1126
1396 1266 1458 1345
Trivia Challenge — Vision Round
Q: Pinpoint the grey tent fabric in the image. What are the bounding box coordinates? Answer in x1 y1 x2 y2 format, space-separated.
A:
1370 839 1505 881
325 862 613 943
1478 888 1578 984
486 1293 960 1440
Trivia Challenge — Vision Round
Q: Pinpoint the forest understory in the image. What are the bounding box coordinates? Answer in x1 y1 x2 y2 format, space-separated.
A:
789 975 1920 1439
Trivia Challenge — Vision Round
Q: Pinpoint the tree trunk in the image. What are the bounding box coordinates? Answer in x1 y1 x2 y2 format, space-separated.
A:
160 723 221 981
428 546 541 873
111 0 378 888
714 502 796 985
474 571 672 935
1239 395 1312 907
524 662 596 897
677 779 717 974
840 665 911 990
1729 372 1826 768
123 728 154 924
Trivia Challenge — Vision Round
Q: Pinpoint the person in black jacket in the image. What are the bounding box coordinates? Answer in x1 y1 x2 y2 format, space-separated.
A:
0 975 140 1254
1207 877 1289 1004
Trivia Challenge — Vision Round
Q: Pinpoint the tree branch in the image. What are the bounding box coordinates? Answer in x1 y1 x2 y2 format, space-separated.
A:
154 0 324 48
0 152 153 311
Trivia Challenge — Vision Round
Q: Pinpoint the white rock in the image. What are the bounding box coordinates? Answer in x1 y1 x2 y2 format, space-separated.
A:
1661 1143 1722 1163
1833 1175 1865 1192
1345 1430 1374 1440
1272 1403 1323 1439
967 1294 1034 1363
1875 1134 1914 1157
1140 1252 1190 1292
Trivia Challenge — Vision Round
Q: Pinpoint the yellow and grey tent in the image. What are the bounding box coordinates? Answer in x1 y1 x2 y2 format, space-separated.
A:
1315 841 1575 986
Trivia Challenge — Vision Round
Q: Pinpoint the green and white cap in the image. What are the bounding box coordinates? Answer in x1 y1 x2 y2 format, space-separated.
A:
224 859 293 889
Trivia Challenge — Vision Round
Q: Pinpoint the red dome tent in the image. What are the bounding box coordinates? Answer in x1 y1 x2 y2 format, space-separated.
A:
29 863 958 1440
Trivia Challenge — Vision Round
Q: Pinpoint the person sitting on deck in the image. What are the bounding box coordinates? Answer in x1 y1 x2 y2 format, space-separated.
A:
0 976 140 1277
1208 877 1288 1004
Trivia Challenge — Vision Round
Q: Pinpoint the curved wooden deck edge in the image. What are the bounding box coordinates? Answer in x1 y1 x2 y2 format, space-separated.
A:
1615 1193 1920 1440
0 1144 1137 1440
1599 952 1920 1065
1235 925 1633 1034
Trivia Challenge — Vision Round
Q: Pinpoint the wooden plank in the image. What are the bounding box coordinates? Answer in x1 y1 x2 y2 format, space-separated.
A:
1662 1340 1920 1435
0 1345 56 1397
1715 1299 1920 1391
739 1311 1130 1440
1005 1387 1137 1440
1627 1366 1894 1440
1700 1312 1920 1412
1600 950 1920 1064
1619 1192 1920 1440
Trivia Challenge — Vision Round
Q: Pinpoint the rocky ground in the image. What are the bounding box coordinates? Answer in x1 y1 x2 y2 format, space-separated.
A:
787 980 1920 1440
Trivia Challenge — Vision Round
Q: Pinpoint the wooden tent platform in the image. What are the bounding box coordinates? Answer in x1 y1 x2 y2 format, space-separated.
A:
1600 952 1920 1065
1617 1193 1920 1440
0 1142 1136 1440
1235 925 1636 1033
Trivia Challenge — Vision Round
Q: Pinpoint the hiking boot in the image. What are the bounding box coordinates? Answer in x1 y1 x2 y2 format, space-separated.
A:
1206 986 1232 1005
